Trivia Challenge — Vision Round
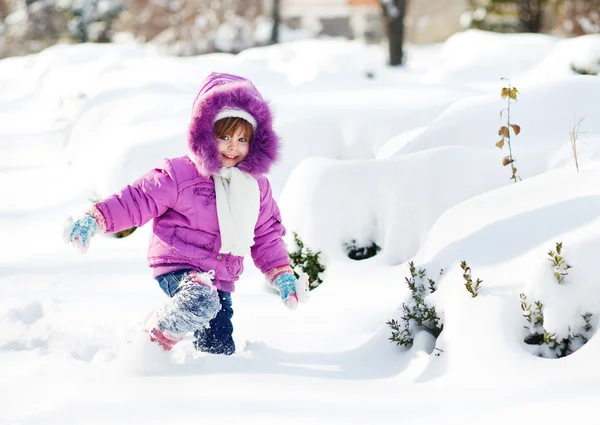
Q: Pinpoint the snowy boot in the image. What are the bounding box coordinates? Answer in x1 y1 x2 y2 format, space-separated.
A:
143 312 184 351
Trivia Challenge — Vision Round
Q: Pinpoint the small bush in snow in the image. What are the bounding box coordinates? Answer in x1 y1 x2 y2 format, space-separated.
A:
387 261 443 347
520 243 594 358
495 78 521 183
344 239 381 261
540 313 593 358
547 242 572 284
571 60 599 76
63 0 125 43
519 294 579 357
520 293 545 345
580 312 593 342
288 232 326 290
460 260 482 297
463 1 522 33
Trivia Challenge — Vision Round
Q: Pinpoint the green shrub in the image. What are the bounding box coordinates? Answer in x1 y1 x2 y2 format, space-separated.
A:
288 232 326 290
461 260 482 297
387 261 443 347
547 242 572 284
521 242 592 358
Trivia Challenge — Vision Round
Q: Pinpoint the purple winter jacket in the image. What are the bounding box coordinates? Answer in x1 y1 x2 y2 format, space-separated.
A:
94 73 289 292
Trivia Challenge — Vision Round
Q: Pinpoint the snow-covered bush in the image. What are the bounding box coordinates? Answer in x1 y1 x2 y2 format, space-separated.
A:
288 233 326 290
61 0 125 43
462 1 522 33
387 261 443 347
115 0 283 56
521 242 595 358
279 151 511 266
521 293 593 358
571 59 600 75
3 0 68 56
2 0 125 57
343 239 381 261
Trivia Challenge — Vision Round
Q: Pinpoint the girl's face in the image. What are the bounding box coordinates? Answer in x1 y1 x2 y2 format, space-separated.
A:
217 125 250 168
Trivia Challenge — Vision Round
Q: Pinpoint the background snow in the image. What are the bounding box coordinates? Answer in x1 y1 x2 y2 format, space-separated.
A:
2 29 600 424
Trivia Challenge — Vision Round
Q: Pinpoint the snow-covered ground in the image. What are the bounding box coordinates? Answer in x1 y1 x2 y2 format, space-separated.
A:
2 29 600 424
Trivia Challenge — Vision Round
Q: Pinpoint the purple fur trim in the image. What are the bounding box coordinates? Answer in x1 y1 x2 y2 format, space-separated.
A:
188 73 281 177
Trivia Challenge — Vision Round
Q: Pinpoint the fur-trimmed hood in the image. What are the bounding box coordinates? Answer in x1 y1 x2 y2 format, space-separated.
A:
188 72 280 177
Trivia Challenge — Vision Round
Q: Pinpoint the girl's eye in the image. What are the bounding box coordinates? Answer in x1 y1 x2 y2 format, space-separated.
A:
239 138 247 143
221 136 230 141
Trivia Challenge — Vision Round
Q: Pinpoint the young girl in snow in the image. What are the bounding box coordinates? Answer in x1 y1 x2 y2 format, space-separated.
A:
64 72 304 355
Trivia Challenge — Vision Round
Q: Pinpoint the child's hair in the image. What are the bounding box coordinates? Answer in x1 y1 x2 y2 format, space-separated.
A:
214 117 253 141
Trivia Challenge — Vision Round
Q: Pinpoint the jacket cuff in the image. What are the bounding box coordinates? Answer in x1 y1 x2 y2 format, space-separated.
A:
86 205 107 233
265 265 294 286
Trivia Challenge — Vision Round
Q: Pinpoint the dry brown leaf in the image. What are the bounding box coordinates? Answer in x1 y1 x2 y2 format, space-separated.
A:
510 124 521 135
502 156 514 166
496 138 505 149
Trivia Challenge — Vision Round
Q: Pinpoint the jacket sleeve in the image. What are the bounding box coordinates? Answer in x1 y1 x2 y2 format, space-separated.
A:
94 158 179 233
251 177 290 274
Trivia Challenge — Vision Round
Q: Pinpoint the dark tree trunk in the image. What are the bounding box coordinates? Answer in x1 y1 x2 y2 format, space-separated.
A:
381 0 407 66
519 0 544 32
0 0 8 19
270 0 281 44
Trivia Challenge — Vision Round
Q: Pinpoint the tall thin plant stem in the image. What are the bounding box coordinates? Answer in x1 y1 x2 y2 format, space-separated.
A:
570 117 584 172
502 78 516 182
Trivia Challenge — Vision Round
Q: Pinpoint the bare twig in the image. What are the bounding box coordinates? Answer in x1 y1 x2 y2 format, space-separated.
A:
570 117 584 172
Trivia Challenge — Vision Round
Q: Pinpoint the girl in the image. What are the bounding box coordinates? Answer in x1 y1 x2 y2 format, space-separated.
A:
64 72 303 355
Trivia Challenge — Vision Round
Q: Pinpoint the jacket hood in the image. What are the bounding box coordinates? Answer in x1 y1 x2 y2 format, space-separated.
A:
188 72 280 177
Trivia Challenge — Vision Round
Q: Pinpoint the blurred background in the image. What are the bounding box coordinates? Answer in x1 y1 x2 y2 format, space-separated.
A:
1 0 598 64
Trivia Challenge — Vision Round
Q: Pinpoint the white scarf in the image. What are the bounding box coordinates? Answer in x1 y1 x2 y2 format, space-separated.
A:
213 167 260 257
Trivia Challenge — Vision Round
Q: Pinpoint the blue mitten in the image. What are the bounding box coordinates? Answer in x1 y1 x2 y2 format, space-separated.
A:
63 214 99 254
273 272 299 310
267 266 299 310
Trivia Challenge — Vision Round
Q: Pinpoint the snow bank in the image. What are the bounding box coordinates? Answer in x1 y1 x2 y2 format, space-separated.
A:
414 162 600 366
421 30 558 86
397 75 600 178
520 33 600 84
280 146 511 264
